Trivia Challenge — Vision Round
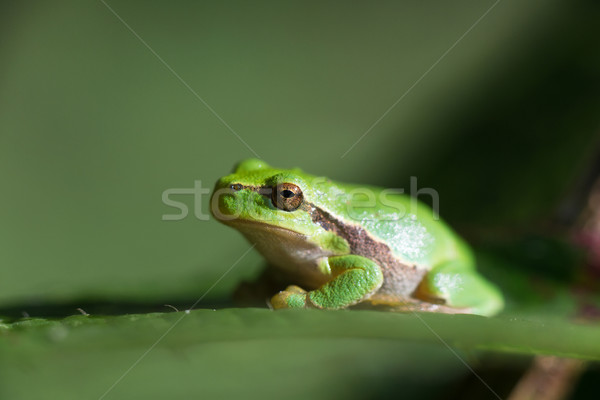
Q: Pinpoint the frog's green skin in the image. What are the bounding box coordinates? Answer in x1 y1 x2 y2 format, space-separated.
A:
211 159 504 316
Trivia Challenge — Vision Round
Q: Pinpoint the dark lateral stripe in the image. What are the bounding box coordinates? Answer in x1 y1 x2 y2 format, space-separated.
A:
302 202 340 235
304 202 395 259
229 183 271 197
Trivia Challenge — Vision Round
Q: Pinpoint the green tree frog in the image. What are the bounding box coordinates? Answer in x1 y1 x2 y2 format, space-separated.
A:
211 159 503 316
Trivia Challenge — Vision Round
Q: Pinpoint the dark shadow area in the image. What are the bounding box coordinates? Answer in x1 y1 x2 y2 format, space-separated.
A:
570 363 600 400
382 0 600 229
0 296 236 322
352 354 531 400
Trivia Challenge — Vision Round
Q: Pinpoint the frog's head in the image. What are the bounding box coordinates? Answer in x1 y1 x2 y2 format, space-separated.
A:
211 158 326 237
212 159 350 274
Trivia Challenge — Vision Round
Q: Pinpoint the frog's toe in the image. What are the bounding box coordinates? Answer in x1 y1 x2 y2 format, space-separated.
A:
283 285 307 294
270 286 308 309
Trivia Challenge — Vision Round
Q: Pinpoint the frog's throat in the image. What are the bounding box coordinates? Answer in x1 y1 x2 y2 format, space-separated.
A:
221 217 338 288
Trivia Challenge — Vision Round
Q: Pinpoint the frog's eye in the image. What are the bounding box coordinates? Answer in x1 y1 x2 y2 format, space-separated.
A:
272 183 303 212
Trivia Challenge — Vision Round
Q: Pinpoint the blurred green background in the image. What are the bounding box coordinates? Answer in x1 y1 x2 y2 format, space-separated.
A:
1 0 600 399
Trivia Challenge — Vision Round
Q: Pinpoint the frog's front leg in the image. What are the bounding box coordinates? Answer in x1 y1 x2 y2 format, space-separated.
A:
270 255 384 309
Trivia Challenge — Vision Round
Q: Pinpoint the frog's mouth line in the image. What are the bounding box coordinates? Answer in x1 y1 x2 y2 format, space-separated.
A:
218 217 306 237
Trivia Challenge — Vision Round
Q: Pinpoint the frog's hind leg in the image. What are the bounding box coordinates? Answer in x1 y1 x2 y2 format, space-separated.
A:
413 260 504 316
357 294 467 314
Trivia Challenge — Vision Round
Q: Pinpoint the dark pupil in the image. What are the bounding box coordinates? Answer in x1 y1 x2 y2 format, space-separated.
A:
281 189 295 198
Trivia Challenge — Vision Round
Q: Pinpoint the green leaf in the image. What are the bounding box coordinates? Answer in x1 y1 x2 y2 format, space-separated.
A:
1 309 599 399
